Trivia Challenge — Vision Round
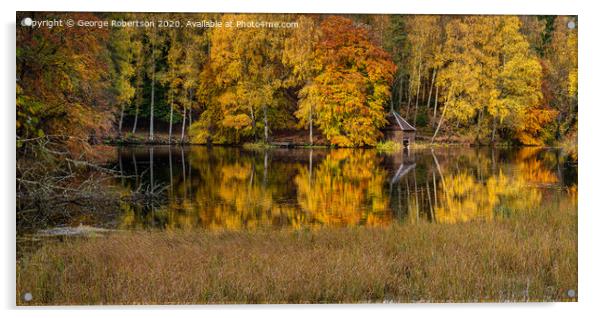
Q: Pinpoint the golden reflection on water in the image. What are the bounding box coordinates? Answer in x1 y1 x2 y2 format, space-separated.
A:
116 146 576 230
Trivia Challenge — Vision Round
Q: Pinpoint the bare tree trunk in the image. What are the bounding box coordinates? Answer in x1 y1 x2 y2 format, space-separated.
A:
431 88 452 144
432 84 439 126
263 105 269 143
132 103 139 134
491 117 497 144
118 103 125 137
168 88 174 142
180 107 187 142
188 96 192 132
422 77 427 102
427 69 437 111
251 109 257 142
149 42 156 142
413 62 422 126
406 74 413 117
397 76 404 113
309 106 313 146
389 77 395 111
475 109 484 145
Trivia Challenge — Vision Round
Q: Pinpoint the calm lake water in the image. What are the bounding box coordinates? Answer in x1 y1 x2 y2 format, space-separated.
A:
110 146 577 230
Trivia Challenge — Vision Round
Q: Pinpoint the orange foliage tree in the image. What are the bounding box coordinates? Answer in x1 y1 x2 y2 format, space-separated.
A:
299 16 397 147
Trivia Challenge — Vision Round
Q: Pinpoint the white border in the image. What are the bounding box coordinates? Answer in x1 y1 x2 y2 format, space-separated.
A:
3 1 601 318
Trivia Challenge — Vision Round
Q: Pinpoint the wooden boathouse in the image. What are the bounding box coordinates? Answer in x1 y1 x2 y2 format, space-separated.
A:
382 110 416 147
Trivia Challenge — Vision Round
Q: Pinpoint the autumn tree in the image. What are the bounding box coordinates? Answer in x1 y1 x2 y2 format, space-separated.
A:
282 15 322 145
299 16 396 147
199 14 291 144
404 15 442 125
109 26 136 137
546 16 578 140
433 16 544 145
16 12 114 152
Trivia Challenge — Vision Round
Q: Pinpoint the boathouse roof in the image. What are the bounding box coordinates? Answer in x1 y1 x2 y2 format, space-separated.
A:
385 111 416 132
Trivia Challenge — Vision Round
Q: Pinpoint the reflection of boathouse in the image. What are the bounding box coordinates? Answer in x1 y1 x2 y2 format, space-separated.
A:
382 111 416 147
386 148 416 186
386 148 421 222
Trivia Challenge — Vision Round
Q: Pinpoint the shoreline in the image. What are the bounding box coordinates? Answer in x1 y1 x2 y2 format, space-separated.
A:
102 137 567 151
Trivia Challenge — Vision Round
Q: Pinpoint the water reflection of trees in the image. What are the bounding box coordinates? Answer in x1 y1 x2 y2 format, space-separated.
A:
115 146 575 230
427 148 564 224
295 149 391 227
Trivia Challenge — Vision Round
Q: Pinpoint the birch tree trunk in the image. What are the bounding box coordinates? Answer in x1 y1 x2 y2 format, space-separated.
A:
149 42 156 142
431 88 452 144
413 61 422 126
263 105 269 143
309 106 313 146
168 87 174 142
491 117 497 144
132 103 139 134
180 107 187 142
118 103 125 137
426 69 437 111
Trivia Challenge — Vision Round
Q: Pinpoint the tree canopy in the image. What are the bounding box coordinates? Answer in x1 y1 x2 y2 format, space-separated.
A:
17 13 578 149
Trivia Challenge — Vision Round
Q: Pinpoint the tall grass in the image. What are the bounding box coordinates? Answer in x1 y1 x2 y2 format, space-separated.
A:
376 141 402 153
17 201 576 305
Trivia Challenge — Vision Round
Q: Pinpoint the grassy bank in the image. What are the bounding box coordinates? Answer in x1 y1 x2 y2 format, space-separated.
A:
17 202 576 305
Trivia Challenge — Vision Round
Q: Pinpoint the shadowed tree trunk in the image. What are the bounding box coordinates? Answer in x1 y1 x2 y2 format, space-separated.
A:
132 103 139 134
432 85 439 127
263 105 269 143
168 83 174 142
397 76 404 113
118 104 125 137
475 109 484 145
491 117 497 144
149 52 156 142
413 61 422 126
427 69 437 112
406 73 412 118
251 109 257 142
188 95 192 132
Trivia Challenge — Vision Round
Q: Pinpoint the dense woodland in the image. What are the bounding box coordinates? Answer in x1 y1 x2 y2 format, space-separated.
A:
17 13 578 149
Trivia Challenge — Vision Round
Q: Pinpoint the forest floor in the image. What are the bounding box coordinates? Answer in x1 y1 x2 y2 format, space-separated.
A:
17 199 577 304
